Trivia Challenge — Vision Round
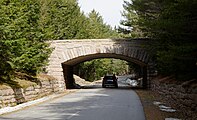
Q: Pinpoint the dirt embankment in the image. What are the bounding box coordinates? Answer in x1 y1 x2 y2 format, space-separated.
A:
136 76 197 120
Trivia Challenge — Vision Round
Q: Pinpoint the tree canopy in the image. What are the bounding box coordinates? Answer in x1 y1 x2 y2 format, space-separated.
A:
0 0 52 82
0 0 121 82
120 0 197 80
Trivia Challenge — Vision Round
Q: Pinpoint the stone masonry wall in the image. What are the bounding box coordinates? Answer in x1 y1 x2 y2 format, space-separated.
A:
0 78 65 108
151 77 197 119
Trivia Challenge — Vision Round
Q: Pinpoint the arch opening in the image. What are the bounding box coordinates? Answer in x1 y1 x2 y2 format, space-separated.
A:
62 53 147 66
61 53 148 89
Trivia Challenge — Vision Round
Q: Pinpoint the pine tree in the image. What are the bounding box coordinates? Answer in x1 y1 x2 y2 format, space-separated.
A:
87 10 118 38
120 0 197 79
0 0 51 77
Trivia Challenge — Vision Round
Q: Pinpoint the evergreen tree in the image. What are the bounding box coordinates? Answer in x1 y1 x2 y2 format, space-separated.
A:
0 0 51 77
86 10 118 39
0 0 121 83
119 0 143 38
120 0 197 79
40 0 88 40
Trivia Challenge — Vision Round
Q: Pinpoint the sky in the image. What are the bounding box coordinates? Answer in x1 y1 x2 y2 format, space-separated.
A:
77 0 126 28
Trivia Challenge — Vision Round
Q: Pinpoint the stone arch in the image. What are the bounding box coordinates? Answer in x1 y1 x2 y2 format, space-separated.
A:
47 39 152 89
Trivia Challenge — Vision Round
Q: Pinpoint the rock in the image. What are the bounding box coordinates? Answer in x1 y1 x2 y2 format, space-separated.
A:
160 108 176 112
165 118 181 120
153 101 163 106
159 105 172 109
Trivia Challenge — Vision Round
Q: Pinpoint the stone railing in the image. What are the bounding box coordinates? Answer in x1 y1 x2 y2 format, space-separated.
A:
0 76 65 108
151 77 197 119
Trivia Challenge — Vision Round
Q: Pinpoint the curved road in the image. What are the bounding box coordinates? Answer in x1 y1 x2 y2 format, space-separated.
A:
0 76 145 120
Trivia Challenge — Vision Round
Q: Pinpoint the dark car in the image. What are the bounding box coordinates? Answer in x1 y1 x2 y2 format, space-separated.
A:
102 75 118 88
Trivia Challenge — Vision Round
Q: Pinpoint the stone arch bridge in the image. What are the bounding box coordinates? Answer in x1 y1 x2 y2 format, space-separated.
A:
47 39 154 89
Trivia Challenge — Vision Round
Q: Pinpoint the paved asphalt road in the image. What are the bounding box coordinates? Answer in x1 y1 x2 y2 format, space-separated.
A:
0 76 145 120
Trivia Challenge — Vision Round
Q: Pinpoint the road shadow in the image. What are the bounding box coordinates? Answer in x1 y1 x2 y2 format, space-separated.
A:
80 84 144 90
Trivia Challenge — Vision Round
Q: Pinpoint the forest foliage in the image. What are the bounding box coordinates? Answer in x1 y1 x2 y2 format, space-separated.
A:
75 59 129 82
1 0 195 83
119 0 197 80
0 0 120 82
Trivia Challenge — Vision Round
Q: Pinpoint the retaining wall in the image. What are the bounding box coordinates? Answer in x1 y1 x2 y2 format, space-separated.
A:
151 77 197 119
0 77 65 108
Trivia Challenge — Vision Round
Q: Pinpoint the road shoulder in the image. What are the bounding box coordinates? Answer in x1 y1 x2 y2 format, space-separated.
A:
135 89 182 120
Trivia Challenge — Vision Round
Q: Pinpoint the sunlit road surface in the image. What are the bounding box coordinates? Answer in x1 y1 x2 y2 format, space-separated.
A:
0 76 145 120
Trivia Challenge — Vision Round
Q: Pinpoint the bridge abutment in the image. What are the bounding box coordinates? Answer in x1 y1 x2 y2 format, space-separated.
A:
62 64 75 89
142 66 148 89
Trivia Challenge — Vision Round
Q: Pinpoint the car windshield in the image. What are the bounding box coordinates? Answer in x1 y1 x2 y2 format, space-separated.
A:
104 76 114 79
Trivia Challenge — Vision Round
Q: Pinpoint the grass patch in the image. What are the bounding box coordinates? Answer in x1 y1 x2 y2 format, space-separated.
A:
13 78 37 89
0 84 12 90
37 74 56 81
0 73 56 89
0 78 37 89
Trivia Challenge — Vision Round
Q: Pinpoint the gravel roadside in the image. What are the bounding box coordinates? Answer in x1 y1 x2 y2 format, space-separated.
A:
135 89 183 120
